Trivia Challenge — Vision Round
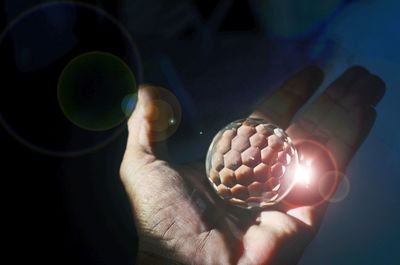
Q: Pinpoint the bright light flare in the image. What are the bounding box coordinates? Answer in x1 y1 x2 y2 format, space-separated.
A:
295 161 312 187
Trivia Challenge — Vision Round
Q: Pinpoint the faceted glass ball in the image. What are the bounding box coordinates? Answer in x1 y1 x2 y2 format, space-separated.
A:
206 118 298 210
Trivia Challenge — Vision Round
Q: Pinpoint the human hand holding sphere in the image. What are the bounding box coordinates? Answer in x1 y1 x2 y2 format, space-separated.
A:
206 119 299 210
120 65 385 264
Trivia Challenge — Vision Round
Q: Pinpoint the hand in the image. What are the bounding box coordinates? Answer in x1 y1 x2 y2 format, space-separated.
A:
119 65 385 265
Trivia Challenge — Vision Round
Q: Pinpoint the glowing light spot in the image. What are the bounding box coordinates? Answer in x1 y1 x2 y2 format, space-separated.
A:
169 118 176 125
295 163 312 187
121 93 137 117
142 86 181 142
200 131 204 135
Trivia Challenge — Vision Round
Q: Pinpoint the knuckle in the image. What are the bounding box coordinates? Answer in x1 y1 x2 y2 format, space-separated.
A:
119 159 130 180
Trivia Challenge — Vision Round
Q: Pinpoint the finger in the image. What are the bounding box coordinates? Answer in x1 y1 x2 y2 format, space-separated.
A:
282 106 376 230
125 85 162 162
284 66 385 229
325 65 369 101
290 66 369 141
340 74 386 109
121 85 174 182
326 106 376 169
250 65 324 129
325 66 385 108
288 66 385 170
120 87 203 235
124 85 181 163
238 211 312 265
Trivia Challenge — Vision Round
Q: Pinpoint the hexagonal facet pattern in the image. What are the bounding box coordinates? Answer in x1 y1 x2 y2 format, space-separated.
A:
206 118 298 209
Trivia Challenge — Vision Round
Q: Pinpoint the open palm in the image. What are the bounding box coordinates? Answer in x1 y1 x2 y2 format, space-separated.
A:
120 66 385 265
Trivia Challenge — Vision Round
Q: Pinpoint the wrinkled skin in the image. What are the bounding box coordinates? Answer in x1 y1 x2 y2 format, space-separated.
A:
120 66 385 265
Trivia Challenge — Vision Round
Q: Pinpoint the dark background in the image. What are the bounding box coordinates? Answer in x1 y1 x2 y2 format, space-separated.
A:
2 0 399 264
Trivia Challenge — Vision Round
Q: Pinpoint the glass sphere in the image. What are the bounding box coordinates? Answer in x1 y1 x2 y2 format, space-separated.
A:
206 118 298 210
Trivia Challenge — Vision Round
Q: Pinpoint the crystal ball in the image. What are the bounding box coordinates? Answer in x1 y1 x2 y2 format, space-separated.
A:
206 118 298 209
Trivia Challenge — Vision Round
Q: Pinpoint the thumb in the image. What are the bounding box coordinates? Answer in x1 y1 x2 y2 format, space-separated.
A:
127 85 159 153
121 85 180 176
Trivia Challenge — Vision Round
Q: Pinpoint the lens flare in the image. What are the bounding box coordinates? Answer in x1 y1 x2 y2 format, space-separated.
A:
295 161 312 187
319 171 350 203
144 86 182 142
121 93 138 117
58 51 137 131
281 138 339 208
0 2 142 156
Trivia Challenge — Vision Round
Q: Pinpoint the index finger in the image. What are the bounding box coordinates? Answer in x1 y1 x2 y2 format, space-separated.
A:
283 66 385 229
288 66 385 170
249 65 324 129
